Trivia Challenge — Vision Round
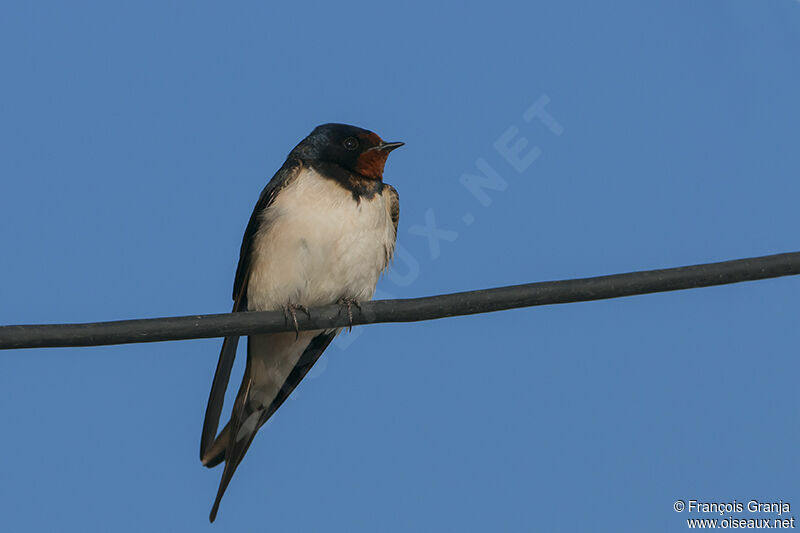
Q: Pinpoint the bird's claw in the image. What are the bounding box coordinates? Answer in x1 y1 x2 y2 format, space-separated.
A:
283 304 310 339
337 298 362 332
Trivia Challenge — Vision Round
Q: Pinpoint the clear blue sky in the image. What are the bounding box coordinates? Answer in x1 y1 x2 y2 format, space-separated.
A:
1 2 798 531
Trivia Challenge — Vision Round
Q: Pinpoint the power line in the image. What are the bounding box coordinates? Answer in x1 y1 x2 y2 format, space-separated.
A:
1 251 798 351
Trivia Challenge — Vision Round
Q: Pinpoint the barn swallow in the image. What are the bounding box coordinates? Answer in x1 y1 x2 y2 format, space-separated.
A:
199 123 402 522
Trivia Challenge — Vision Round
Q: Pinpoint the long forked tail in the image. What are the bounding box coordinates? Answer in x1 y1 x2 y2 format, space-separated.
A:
207 329 339 522
200 334 240 462
208 356 260 523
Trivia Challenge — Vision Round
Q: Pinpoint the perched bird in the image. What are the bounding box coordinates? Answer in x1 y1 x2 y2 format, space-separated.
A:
199 123 403 522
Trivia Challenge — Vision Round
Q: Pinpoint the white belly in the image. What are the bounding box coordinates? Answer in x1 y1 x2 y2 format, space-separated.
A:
246 167 395 312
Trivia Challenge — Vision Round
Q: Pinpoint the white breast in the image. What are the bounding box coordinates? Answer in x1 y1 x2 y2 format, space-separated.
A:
246 167 396 311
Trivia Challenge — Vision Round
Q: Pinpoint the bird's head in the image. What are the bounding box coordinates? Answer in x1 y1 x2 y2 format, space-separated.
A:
291 123 404 180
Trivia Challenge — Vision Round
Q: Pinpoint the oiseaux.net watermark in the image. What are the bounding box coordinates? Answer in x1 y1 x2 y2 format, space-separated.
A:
299 93 564 383
675 499 795 529
332 93 563 350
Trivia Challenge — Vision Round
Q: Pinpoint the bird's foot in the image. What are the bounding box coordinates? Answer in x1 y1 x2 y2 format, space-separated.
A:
283 303 310 339
337 297 362 332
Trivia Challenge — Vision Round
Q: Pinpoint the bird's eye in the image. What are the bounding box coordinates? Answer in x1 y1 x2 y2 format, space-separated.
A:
343 137 359 150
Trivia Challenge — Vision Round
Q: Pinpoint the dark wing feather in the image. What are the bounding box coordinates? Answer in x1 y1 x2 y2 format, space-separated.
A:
385 183 399 238
199 158 304 461
208 329 337 522
383 183 400 264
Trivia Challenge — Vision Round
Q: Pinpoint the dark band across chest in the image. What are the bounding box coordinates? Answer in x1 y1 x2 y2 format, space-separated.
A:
309 161 385 202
